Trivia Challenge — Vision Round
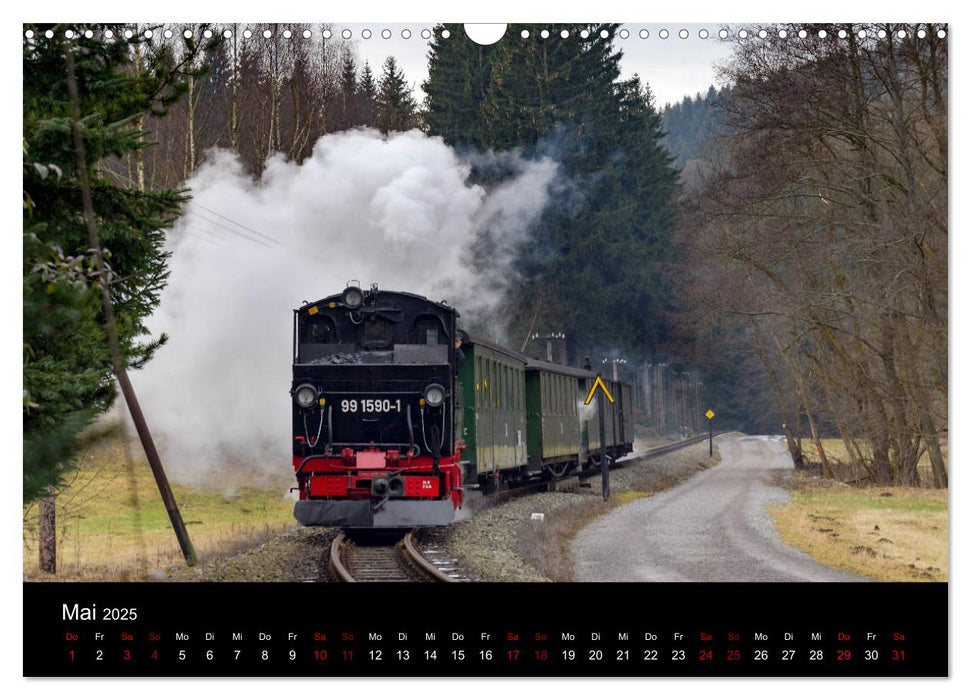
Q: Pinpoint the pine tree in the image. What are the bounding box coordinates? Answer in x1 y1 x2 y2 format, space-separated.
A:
376 55 416 134
23 25 201 502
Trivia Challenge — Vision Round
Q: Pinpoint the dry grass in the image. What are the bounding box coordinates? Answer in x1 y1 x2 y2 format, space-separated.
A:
23 435 297 581
768 476 948 582
520 497 615 581
801 437 945 485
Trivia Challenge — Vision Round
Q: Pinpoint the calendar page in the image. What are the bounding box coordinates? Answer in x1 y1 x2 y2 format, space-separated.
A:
21 16 948 680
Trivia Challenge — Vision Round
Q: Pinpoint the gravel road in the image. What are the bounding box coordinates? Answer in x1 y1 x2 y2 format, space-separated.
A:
572 434 867 582
446 442 714 581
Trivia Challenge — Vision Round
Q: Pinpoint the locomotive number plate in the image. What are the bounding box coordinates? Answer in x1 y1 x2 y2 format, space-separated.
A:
339 398 402 413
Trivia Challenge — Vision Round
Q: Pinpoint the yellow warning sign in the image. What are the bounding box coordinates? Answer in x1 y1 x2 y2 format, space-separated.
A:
584 375 615 405
705 409 715 420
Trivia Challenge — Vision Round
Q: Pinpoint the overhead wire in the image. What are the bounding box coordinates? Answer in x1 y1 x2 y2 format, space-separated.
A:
194 203 283 246
190 210 275 248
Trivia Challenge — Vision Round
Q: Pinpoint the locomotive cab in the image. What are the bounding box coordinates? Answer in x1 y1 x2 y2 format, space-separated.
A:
291 284 465 528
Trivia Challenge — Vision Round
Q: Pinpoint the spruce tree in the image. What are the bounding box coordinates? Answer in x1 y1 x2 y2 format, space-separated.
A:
376 55 417 134
422 24 496 148
337 48 358 130
424 24 680 360
23 25 200 502
359 60 377 126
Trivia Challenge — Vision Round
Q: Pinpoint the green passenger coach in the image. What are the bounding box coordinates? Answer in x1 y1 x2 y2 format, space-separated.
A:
457 339 529 490
455 335 634 491
524 359 589 477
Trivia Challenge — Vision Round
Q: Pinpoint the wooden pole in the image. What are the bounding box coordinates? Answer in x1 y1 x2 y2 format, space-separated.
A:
39 492 56 574
64 41 197 567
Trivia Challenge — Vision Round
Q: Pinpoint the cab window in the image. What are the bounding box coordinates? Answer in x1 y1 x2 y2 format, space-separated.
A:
361 316 393 348
301 314 338 344
414 315 447 345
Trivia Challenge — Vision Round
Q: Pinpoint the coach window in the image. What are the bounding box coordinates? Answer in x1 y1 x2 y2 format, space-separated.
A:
475 357 482 409
487 360 493 408
510 368 515 409
512 368 517 410
491 360 496 407
475 357 485 408
493 360 499 408
504 366 509 409
494 361 500 408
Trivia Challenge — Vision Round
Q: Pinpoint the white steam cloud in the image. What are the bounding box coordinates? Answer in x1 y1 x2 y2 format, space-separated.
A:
131 129 557 482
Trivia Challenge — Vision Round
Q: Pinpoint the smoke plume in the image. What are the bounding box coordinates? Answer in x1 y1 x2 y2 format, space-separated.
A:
131 129 557 482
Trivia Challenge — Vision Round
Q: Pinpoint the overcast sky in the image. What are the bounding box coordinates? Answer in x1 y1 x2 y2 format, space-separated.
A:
345 23 734 110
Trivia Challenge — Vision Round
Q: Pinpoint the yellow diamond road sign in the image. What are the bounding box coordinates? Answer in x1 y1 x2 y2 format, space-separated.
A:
705 409 715 420
584 375 615 405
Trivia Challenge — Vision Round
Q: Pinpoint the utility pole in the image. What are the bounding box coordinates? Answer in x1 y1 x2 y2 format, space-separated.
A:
695 381 702 433
643 362 652 421
531 332 565 363
65 43 198 567
603 357 626 382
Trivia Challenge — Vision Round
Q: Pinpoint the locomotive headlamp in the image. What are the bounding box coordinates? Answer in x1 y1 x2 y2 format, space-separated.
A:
423 383 446 407
294 383 318 409
341 285 364 309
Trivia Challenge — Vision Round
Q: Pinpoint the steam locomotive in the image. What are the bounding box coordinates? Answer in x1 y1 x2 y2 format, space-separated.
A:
291 285 633 528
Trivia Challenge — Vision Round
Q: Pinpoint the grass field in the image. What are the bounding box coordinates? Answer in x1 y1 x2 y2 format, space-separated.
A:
23 433 297 581
768 477 948 582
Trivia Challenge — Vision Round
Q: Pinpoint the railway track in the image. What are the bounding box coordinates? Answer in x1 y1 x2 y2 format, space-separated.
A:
485 432 724 501
591 431 725 474
329 529 456 583
326 434 718 583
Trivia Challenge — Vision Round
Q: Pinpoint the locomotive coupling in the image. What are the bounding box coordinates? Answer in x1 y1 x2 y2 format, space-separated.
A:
372 477 389 497
370 476 410 498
